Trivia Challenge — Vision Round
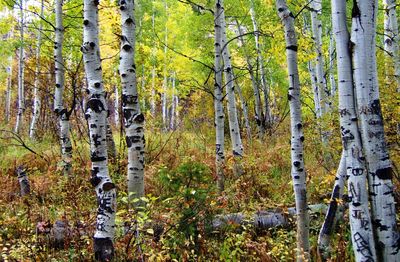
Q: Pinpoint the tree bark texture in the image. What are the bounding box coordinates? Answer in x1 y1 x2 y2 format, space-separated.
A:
235 19 264 140
250 0 272 129
351 1 399 260
214 0 225 192
5 53 12 123
82 0 117 259
54 0 72 175
332 1 377 260
15 0 25 134
318 152 346 258
29 0 44 139
119 0 145 203
310 0 328 115
219 0 244 176
383 0 400 92
276 1 310 260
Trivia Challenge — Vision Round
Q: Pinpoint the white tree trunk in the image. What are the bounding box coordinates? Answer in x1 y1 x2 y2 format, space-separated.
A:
352 1 400 260
162 3 168 131
307 61 321 118
328 32 337 97
214 0 225 192
170 72 176 130
276 2 310 260
332 1 377 261
54 0 72 175
318 152 346 258
82 0 116 259
114 85 119 126
383 0 400 92
250 0 272 129
119 0 145 203
15 0 25 134
150 12 156 117
235 19 264 139
5 53 12 123
234 78 251 142
29 0 44 139
310 0 328 114
220 0 244 175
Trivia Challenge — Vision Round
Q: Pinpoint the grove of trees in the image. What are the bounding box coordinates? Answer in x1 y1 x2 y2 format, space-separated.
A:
0 0 399 261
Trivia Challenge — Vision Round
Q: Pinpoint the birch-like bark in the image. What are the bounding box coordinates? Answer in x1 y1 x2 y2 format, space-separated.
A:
29 0 44 139
235 78 251 142
15 0 25 134
328 32 337 97
119 0 145 203
220 0 244 175
331 1 377 261
54 0 72 175
276 2 310 259
383 0 400 92
170 73 176 130
214 0 225 192
150 12 156 117
82 0 116 259
352 1 400 260
250 0 272 128
308 61 320 118
114 85 119 126
162 3 168 131
318 152 346 258
5 53 12 123
106 118 116 159
235 19 264 139
310 0 328 114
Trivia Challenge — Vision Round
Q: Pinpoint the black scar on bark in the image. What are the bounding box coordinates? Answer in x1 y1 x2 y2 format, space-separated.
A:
122 44 131 52
288 94 293 101
293 161 301 167
103 182 115 191
374 219 389 231
320 186 340 235
91 153 107 162
87 99 105 113
133 113 145 124
126 136 141 147
123 109 134 123
233 150 241 156
286 45 298 52
376 167 393 180
94 237 114 261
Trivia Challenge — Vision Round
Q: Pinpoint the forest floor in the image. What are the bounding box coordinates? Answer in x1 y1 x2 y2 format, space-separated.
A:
0 119 399 261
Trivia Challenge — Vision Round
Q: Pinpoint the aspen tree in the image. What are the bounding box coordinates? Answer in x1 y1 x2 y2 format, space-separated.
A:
54 0 72 174
82 0 117 258
29 0 44 139
15 0 25 134
214 0 225 192
219 0 244 176
5 51 12 124
352 1 400 260
330 1 377 260
250 0 271 130
119 0 145 202
276 1 309 259
383 0 400 92
235 19 263 140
